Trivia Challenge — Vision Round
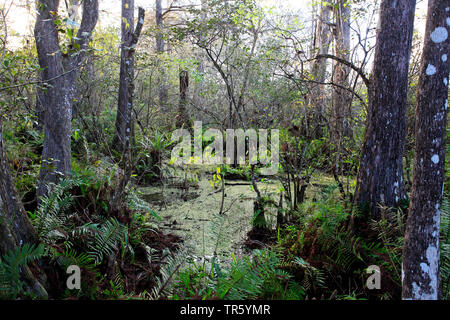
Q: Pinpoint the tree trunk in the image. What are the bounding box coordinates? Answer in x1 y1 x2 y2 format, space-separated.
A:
156 0 168 110
0 118 47 298
113 1 145 152
308 1 332 138
34 0 98 198
176 69 190 128
34 87 47 131
402 0 449 300
331 0 352 145
111 3 145 210
353 0 416 219
196 0 208 74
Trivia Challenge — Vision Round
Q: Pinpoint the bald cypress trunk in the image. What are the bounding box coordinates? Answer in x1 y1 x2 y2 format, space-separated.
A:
34 0 98 197
402 0 449 300
353 0 416 219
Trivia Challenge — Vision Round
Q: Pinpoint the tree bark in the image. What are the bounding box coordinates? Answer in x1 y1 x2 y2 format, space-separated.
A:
331 0 352 145
308 1 332 138
402 0 449 300
113 1 145 152
156 0 168 110
176 69 190 128
0 118 47 298
353 0 416 219
35 0 98 198
111 3 145 210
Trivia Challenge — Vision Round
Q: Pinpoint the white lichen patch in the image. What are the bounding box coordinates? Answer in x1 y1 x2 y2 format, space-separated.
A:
443 54 448 62
432 138 441 145
445 78 448 86
434 112 444 121
431 154 439 164
420 262 430 274
426 64 436 75
430 27 448 43
447 18 450 27
425 245 438 294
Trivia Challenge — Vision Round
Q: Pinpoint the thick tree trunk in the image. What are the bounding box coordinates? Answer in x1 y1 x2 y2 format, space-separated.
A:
331 0 352 145
34 0 71 197
35 0 98 198
353 0 416 219
113 1 145 152
402 0 449 300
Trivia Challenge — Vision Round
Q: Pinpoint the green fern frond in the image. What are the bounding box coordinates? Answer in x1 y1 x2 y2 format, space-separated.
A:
150 247 188 300
0 243 44 298
87 218 128 265
127 189 160 220
54 248 96 271
35 176 86 243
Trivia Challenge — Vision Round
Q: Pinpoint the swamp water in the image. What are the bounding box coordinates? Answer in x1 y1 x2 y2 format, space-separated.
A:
138 174 281 264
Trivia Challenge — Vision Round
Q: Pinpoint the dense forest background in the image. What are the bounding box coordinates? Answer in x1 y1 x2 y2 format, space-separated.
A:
0 0 448 300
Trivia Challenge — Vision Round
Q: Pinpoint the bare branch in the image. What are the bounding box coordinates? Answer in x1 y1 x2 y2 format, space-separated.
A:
314 53 370 87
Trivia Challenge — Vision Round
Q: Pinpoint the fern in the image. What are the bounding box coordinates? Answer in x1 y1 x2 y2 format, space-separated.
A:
127 189 160 220
327 233 362 274
369 207 405 284
292 256 326 292
87 218 128 265
54 248 96 271
35 176 85 243
0 243 44 298
217 249 302 300
150 247 188 299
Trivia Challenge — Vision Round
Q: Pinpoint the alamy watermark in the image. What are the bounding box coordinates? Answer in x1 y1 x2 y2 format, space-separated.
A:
366 265 381 290
66 265 81 290
170 121 280 175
